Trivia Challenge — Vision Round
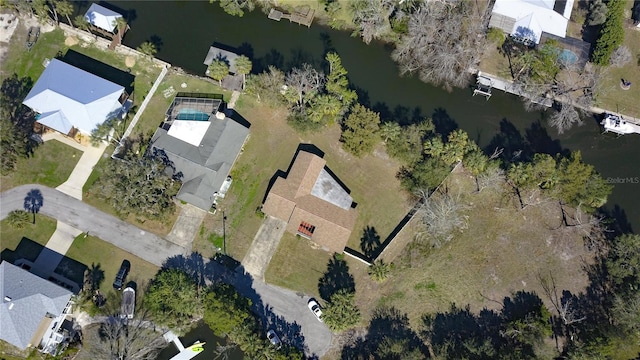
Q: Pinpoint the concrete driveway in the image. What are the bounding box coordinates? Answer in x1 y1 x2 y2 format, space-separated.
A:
0 185 185 266
241 216 287 278
166 203 207 250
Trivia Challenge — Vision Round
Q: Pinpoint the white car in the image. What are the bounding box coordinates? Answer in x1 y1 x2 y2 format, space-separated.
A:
307 298 323 322
266 329 282 349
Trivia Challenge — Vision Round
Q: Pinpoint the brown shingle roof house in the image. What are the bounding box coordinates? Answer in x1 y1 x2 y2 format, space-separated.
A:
262 151 357 253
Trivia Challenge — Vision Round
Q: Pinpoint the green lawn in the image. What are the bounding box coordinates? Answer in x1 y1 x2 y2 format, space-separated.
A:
595 29 640 119
0 140 82 192
62 233 159 295
265 232 332 298
0 215 57 264
220 95 407 270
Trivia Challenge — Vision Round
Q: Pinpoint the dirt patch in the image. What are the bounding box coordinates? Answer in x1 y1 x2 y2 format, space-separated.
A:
64 36 78 47
125 55 136 68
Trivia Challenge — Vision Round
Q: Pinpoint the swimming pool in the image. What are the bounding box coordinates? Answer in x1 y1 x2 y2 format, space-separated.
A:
558 49 578 65
176 108 210 121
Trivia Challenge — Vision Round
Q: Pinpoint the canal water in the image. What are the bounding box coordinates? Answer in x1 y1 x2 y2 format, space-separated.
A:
71 2 637 358
155 321 244 360
96 0 637 235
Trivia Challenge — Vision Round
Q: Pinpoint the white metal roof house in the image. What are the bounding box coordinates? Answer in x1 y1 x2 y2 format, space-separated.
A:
84 3 123 33
0 261 74 354
22 58 127 136
489 0 575 45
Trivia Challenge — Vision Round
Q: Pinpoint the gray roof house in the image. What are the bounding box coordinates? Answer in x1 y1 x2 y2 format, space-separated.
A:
0 261 73 354
150 94 250 210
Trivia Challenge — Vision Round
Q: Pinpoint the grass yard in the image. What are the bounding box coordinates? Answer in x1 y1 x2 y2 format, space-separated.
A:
220 96 408 263
265 232 333 297
1 25 162 110
131 72 233 138
350 168 594 328
62 233 159 295
0 140 82 192
0 215 57 263
595 28 640 119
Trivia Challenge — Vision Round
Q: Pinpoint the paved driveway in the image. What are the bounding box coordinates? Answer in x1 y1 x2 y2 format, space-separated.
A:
241 216 287 278
0 185 185 266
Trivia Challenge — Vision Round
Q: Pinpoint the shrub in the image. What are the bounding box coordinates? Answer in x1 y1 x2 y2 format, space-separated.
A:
591 0 625 65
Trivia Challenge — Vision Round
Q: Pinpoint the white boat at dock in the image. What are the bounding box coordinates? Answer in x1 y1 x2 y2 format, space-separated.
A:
601 113 640 135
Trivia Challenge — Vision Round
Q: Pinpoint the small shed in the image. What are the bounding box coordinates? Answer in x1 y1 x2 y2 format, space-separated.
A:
84 3 123 33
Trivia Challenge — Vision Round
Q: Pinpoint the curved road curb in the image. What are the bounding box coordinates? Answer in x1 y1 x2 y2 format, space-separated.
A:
1 184 186 267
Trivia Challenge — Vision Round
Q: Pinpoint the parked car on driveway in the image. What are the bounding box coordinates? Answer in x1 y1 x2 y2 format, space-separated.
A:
307 298 323 322
112 260 130 290
266 329 282 349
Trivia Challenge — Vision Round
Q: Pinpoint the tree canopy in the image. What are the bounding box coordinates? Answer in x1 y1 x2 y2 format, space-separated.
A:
340 104 381 157
203 283 253 335
322 289 361 332
208 60 230 85
145 268 202 332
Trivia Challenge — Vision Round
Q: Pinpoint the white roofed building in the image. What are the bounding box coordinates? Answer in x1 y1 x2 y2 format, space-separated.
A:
489 0 575 45
84 3 123 33
22 58 128 136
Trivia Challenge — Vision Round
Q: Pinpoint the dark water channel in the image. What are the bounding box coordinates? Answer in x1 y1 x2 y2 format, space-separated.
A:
156 321 243 360
73 2 637 358
98 0 637 238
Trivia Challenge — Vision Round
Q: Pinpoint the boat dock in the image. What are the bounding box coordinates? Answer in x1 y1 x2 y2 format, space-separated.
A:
268 8 314 27
475 71 552 107
163 331 205 360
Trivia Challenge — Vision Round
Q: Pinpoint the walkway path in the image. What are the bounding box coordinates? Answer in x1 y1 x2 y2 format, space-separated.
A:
241 216 287 279
30 221 82 282
45 133 107 200
165 203 207 250
0 185 186 266
122 65 169 140
227 90 240 109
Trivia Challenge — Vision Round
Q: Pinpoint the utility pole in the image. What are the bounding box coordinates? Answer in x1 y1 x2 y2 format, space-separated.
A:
222 211 227 255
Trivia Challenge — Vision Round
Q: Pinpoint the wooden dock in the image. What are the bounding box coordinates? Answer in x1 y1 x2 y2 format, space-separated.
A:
268 8 314 27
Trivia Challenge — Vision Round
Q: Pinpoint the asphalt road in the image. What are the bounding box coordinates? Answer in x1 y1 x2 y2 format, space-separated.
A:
0 184 185 266
1 185 333 357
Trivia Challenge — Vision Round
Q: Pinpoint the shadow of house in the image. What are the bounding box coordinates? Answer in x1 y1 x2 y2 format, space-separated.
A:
203 43 245 91
261 148 357 253
22 57 130 137
150 93 250 211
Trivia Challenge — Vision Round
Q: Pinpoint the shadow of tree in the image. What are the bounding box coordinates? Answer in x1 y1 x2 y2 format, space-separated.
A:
162 253 311 356
341 306 426 359
360 226 381 259
149 34 163 52
431 107 458 140
318 255 355 302
24 188 43 224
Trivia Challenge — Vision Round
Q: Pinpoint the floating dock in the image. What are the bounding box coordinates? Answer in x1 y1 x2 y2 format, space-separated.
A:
268 8 314 27
475 71 552 107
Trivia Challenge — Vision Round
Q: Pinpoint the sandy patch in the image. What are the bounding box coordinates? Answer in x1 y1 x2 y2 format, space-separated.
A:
64 36 78 46
125 55 135 67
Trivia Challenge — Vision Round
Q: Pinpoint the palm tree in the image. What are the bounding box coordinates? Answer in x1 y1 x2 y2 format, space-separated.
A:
48 0 60 24
208 60 230 87
6 210 31 229
368 260 391 282
112 16 128 43
55 0 73 26
234 55 252 88
380 121 401 143
73 14 89 31
137 41 157 58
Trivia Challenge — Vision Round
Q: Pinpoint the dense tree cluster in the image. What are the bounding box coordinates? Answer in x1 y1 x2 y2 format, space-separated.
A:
145 268 202 332
93 149 180 220
591 0 626 65
0 75 38 175
391 1 488 90
340 104 381 157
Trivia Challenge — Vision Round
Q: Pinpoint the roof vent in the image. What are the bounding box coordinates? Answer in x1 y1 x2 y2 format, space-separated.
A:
9 303 14 310
215 111 225 120
4 296 12 302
